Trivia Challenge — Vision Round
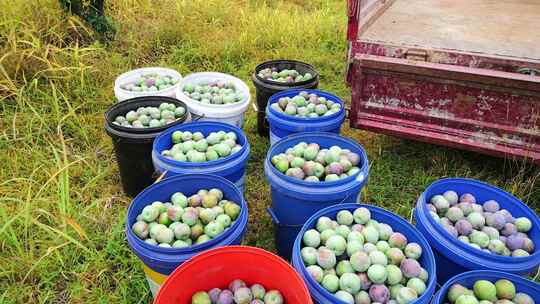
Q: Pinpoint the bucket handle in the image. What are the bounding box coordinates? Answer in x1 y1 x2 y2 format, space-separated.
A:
337 188 358 205
152 171 168 183
192 113 206 122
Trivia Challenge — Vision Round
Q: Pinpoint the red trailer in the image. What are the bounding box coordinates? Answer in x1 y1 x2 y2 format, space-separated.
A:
346 0 540 163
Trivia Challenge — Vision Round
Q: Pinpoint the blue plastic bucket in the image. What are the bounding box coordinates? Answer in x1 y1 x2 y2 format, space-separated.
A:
292 203 437 304
414 178 540 285
125 174 248 297
152 121 250 193
266 89 346 145
267 208 304 260
264 132 369 260
265 132 369 225
431 270 540 304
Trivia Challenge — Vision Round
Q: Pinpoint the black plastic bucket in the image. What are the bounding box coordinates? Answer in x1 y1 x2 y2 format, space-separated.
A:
251 60 319 137
104 96 189 197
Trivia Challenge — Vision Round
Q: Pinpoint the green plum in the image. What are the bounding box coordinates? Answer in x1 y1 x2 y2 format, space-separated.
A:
322 274 340 292
407 278 426 296
456 295 479 304
317 247 337 269
336 260 355 276
397 287 418 304
301 246 318 265
473 280 497 301
337 210 354 225
326 235 347 256
495 279 515 300
367 264 387 284
339 273 361 294
346 240 364 256
354 207 371 224
303 229 321 247
386 264 403 285
191 291 211 304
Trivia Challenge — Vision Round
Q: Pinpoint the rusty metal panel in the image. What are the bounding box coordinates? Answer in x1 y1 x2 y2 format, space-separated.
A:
349 54 540 162
351 41 540 73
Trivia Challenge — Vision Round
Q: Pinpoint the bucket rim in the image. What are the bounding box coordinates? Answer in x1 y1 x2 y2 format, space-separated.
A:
265 132 369 187
292 203 438 304
155 245 314 303
175 72 251 110
416 177 540 264
252 59 319 87
125 173 248 255
104 96 189 137
266 89 345 122
152 121 250 168
114 67 182 96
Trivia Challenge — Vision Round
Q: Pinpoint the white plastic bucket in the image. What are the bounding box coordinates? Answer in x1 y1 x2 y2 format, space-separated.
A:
114 67 182 102
175 72 250 127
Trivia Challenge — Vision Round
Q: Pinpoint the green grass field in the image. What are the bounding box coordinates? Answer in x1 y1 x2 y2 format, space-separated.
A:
1 1 539 303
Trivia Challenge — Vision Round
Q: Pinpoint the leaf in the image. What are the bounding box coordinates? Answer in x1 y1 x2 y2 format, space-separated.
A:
64 216 88 240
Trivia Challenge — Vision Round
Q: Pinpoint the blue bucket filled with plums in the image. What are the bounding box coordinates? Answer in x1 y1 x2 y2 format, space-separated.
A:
414 178 540 284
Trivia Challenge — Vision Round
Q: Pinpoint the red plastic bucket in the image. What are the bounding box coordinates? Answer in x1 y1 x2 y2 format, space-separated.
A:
154 246 313 303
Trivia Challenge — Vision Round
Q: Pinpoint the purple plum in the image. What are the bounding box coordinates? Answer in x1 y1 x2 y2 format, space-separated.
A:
501 223 517 236
217 289 234 304
209 288 221 303
347 152 360 166
522 238 535 253
445 225 458 238
326 162 344 176
486 213 506 230
455 219 473 236
369 284 390 303
400 258 422 278
497 209 514 223
460 193 476 204
483 200 500 212
358 272 372 291
229 279 247 293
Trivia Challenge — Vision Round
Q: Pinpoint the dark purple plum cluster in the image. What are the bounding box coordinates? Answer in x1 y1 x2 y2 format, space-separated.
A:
191 279 284 304
428 190 534 257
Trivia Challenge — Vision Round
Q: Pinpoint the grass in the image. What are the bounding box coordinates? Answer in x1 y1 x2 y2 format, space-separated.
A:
1 0 539 303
